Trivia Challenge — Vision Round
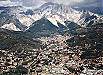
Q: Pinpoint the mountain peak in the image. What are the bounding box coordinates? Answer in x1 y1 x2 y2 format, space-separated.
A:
0 2 99 31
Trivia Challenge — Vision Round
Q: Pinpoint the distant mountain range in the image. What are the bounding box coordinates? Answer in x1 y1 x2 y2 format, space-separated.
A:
73 6 103 15
0 2 102 37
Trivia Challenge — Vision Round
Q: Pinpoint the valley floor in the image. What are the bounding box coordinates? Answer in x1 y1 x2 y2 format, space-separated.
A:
0 35 103 75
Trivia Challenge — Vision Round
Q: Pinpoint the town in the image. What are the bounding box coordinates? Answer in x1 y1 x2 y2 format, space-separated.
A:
0 34 103 75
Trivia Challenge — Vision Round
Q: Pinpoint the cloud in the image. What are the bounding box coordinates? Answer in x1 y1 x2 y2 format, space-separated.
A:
44 0 83 5
0 0 22 6
11 0 46 7
10 0 84 7
8 0 103 8
76 0 103 7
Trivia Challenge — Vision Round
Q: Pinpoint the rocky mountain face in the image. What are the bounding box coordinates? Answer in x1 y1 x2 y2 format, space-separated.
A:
0 2 99 32
0 6 28 31
73 6 103 15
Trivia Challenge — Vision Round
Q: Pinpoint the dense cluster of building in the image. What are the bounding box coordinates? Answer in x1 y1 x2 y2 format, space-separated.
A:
0 35 103 75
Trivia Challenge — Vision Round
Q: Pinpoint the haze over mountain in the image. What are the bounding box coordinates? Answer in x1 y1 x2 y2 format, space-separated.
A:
0 2 99 32
0 0 102 15
0 0 102 8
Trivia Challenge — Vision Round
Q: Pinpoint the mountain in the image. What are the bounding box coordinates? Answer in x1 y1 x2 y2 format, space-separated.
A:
30 2 82 27
26 17 59 37
17 2 98 29
0 10 28 31
0 2 99 32
25 17 83 37
30 2 99 27
73 6 103 15
24 2 99 36
1 23 21 31
0 28 41 50
0 6 29 31
64 21 81 35
78 11 98 27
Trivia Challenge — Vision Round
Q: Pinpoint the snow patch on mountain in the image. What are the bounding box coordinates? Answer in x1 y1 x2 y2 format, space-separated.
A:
1 23 21 31
17 14 34 27
47 17 58 27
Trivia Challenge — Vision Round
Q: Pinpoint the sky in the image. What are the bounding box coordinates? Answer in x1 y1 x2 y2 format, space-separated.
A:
0 0 102 8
